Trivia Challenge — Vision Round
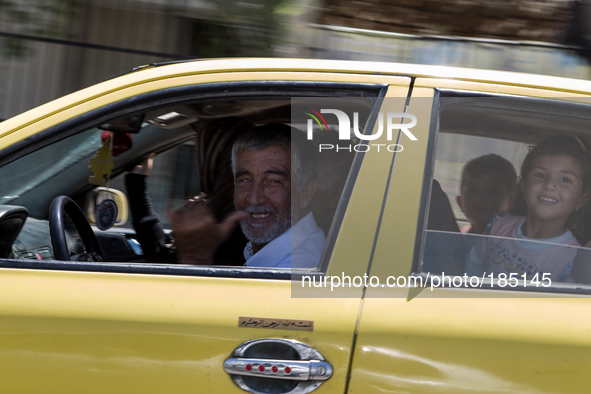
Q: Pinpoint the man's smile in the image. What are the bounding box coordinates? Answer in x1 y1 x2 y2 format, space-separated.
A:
251 213 271 219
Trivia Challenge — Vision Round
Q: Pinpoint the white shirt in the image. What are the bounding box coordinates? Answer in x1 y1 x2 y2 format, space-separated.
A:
243 212 325 268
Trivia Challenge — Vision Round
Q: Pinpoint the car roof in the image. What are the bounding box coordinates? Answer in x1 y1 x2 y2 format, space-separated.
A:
2 58 591 137
133 58 591 93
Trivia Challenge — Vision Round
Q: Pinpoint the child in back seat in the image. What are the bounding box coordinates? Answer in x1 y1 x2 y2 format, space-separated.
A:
466 136 591 281
456 154 517 234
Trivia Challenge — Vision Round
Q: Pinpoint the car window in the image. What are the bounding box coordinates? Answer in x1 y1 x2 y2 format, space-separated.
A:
0 82 386 277
109 141 201 230
417 94 591 293
0 127 101 209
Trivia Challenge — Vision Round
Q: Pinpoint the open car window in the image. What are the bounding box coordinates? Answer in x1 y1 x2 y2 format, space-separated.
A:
108 140 201 231
0 81 387 278
417 94 591 294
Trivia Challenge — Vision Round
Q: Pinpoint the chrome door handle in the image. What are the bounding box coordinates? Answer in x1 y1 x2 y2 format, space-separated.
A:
224 339 333 394
223 358 333 381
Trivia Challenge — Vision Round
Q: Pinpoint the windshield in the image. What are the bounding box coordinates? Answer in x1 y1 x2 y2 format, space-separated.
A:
0 127 101 204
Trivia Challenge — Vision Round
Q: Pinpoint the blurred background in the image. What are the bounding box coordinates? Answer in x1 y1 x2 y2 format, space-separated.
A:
2 0 591 225
1 0 590 120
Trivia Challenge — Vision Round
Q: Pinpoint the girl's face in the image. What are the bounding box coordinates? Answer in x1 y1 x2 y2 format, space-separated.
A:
522 154 588 225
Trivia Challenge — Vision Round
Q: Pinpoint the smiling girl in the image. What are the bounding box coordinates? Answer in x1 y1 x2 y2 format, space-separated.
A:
466 136 591 281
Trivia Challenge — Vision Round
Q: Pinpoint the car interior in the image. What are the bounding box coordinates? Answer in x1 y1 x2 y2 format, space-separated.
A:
421 93 591 286
0 90 377 269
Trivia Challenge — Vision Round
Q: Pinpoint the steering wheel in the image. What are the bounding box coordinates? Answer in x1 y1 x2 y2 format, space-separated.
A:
49 196 103 262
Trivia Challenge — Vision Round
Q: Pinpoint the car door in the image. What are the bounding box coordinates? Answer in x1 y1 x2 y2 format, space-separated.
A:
348 80 591 393
0 62 412 394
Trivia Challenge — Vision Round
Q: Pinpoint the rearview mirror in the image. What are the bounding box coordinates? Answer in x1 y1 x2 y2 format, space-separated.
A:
99 114 144 134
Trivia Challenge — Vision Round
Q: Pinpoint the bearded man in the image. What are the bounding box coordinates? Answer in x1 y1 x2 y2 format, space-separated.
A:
170 123 325 268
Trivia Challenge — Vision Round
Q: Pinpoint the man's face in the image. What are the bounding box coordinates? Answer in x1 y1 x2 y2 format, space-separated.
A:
234 145 292 248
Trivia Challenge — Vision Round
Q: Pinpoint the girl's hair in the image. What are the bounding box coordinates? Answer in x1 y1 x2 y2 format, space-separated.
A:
520 135 591 192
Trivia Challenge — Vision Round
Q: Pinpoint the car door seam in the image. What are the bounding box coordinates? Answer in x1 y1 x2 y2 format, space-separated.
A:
360 77 416 299
342 78 415 393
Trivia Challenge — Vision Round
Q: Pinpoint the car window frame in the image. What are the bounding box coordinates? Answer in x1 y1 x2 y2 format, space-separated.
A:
412 88 591 295
0 80 388 279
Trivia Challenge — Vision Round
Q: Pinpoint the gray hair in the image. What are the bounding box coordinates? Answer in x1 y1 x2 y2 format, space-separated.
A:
231 124 317 191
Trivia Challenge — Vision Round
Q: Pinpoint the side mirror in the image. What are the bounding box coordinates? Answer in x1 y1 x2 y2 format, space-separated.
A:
86 188 129 230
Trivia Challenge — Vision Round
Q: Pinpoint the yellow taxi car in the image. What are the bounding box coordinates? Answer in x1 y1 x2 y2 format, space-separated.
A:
1 58 591 394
